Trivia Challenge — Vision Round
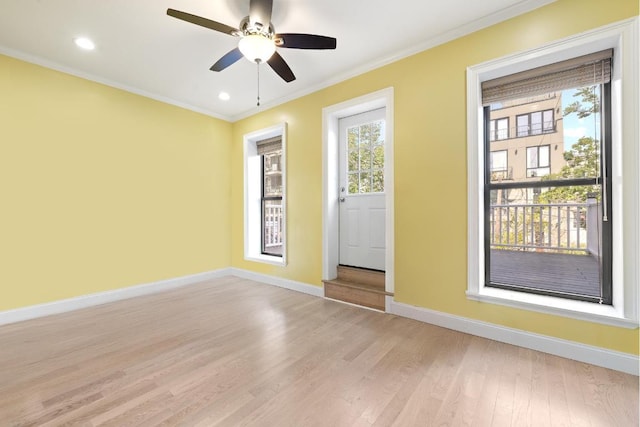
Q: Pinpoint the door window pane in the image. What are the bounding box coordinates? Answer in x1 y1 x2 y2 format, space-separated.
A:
346 120 385 194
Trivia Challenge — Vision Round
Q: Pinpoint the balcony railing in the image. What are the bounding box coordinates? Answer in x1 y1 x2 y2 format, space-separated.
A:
490 121 556 141
264 203 283 248
489 201 600 254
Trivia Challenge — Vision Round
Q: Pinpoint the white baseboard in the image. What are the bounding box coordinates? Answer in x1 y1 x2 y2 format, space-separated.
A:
3 268 634 375
0 268 233 326
228 268 324 297
390 300 639 376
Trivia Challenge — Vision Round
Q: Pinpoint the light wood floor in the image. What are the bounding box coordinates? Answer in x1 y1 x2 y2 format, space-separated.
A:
0 276 637 426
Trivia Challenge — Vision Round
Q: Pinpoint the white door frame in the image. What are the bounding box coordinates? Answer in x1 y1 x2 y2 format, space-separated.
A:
322 87 395 304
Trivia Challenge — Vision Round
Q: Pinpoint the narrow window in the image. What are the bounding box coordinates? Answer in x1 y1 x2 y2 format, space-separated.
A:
257 137 283 257
482 50 613 304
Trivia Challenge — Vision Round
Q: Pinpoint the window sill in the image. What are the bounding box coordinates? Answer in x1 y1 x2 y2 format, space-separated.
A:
466 287 638 329
245 253 286 267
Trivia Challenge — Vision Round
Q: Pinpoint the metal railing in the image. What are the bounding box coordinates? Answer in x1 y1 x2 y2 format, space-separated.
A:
489 202 590 253
264 203 283 248
490 122 556 141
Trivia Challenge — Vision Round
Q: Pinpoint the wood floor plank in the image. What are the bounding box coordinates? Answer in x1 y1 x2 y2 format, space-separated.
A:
0 276 637 426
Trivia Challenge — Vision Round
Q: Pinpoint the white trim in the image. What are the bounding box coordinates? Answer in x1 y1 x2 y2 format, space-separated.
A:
0 269 232 326
243 123 287 266
466 18 639 326
389 300 639 376
322 87 395 294
229 268 324 297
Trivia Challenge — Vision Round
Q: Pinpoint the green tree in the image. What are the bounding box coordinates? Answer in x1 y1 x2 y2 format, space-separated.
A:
539 87 600 203
563 86 600 118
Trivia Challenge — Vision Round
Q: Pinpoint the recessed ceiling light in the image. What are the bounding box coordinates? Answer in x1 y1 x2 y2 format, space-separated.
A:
218 92 230 101
74 37 95 51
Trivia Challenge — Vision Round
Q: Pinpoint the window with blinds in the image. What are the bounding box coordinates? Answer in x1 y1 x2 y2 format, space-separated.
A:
483 49 613 304
257 136 284 257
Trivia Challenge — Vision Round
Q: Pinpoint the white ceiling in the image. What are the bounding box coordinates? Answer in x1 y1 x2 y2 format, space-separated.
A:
0 0 553 121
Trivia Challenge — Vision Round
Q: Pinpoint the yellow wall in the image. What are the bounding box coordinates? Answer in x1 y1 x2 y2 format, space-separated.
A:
0 55 232 310
231 0 639 354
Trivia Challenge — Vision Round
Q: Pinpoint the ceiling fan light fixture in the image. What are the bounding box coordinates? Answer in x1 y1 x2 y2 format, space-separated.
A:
238 34 275 63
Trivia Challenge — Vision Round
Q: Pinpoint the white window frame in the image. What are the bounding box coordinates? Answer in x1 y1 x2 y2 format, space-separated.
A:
244 123 287 266
466 18 639 328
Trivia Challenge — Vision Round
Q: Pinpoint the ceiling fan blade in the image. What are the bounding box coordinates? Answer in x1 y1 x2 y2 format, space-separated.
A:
276 33 337 50
167 9 238 36
210 48 244 72
267 52 295 83
249 0 273 27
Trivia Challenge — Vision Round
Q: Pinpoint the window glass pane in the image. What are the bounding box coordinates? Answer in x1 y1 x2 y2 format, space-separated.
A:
263 152 282 197
543 110 554 131
497 118 508 140
371 121 384 145
372 145 384 169
348 173 358 194
531 112 542 134
527 147 538 168
348 150 358 172
539 145 550 167
488 185 602 298
359 172 371 193
492 88 601 184
348 128 358 151
262 199 283 256
372 170 384 192
359 146 371 170
359 124 371 148
517 115 528 137
490 120 496 141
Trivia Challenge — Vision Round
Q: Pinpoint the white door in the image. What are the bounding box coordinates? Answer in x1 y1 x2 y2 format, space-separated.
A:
338 108 386 271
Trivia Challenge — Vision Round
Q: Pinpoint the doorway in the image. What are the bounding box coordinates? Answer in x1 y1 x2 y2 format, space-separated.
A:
322 88 395 301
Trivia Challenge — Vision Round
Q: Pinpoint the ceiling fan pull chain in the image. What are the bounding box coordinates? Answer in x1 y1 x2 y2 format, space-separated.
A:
256 61 261 107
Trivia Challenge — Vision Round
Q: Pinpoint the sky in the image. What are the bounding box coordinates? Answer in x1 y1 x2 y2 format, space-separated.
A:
561 87 600 150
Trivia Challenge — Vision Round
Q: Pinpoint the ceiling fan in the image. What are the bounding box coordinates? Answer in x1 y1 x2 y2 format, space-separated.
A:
167 0 337 83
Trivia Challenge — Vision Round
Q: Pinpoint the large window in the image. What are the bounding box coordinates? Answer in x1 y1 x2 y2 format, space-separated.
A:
467 20 639 327
483 50 612 304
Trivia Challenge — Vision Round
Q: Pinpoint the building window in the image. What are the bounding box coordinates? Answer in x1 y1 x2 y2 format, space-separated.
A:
526 145 550 177
489 117 509 141
490 150 508 181
244 124 286 265
516 109 555 137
